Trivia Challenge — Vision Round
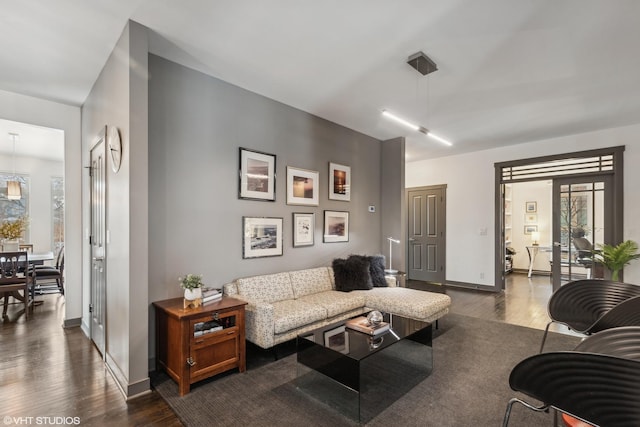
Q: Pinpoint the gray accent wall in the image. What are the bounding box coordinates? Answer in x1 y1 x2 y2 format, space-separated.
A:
148 54 384 302
381 137 405 272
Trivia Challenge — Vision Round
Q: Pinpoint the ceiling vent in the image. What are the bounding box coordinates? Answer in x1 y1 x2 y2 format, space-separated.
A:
407 51 438 76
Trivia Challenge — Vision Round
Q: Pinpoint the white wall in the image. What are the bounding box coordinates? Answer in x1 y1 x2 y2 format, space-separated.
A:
0 89 81 324
0 154 64 253
511 181 552 271
406 123 640 286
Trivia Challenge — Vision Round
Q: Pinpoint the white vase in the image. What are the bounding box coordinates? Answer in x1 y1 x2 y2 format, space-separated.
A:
2 240 19 251
184 287 202 301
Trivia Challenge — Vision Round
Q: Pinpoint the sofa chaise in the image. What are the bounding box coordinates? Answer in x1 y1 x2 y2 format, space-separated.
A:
223 266 452 349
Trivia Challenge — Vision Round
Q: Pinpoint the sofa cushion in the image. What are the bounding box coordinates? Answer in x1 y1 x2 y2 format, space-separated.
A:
298 290 366 318
236 272 294 304
290 267 332 298
332 256 373 291
272 299 327 334
357 287 451 321
369 255 388 287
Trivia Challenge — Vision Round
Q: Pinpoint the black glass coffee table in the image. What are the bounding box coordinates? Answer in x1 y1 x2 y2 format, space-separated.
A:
296 312 433 423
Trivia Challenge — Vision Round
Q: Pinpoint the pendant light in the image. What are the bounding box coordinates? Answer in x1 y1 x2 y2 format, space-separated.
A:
7 133 21 200
382 51 453 146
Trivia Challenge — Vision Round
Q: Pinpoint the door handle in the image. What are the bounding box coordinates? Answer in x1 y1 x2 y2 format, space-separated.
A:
409 238 416 242
553 242 562 247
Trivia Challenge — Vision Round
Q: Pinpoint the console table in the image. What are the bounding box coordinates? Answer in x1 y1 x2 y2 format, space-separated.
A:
153 296 247 395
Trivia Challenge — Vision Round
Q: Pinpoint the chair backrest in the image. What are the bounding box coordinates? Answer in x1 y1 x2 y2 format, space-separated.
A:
548 280 640 329
54 245 64 269
591 296 640 334
0 251 29 285
572 237 593 257
575 326 640 361
509 351 640 426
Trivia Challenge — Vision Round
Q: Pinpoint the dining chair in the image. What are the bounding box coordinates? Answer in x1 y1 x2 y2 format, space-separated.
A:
0 251 34 318
33 246 64 295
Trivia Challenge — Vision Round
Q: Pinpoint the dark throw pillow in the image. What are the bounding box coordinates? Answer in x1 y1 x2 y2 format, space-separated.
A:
332 256 373 292
369 254 388 287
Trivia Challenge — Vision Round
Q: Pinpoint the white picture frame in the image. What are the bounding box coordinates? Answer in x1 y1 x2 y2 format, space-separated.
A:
329 162 351 201
286 167 319 206
292 212 314 247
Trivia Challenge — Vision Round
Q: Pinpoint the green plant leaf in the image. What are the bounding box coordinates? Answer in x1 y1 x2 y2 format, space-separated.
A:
593 240 640 280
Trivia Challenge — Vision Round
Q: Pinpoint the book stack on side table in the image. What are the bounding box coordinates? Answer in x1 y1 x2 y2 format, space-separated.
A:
346 316 390 335
202 287 222 305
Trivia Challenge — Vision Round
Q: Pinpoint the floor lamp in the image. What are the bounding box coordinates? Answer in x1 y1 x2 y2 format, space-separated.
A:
385 237 400 274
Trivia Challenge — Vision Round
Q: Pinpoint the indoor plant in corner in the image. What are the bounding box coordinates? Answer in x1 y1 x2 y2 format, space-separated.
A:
593 240 640 281
180 273 204 309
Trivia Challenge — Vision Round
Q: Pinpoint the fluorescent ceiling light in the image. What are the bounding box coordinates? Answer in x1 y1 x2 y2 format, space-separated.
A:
381 110 452 146
425 131 452 146
381 110 419 131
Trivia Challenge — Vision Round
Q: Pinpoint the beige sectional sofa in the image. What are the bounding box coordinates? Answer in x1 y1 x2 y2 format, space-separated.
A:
223 266 452 349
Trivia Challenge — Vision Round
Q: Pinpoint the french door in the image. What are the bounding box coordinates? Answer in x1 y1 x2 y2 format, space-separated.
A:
551 175 613 291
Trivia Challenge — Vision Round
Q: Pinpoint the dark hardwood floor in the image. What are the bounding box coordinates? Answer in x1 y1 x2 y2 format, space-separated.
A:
0 272 573 426
0 293 182 427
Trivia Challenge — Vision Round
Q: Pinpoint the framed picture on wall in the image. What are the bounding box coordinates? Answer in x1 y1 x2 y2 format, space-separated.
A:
524 214 537 224
292 212 314 247
525 201 537 213
329 162 351 201
242 216 283 258
239 148 276 201
323 210 349 243
286 167 319 206
524 225 538 235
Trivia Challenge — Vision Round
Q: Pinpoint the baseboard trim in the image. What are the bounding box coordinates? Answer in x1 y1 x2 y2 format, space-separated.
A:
106 354 151 400
63 317 82 328
446 280 499 292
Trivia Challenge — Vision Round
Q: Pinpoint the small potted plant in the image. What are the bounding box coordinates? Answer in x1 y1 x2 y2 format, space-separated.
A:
593 240 640 281
0 216 28 251
180 274 204 308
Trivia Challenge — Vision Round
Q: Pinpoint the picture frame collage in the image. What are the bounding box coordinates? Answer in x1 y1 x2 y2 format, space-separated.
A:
524 201 538 235
239 148 352 258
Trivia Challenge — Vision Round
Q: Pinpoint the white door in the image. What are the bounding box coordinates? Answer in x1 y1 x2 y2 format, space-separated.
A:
90 128 107 356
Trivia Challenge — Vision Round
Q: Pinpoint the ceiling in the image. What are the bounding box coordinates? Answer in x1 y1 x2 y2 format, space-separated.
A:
1 0 639 162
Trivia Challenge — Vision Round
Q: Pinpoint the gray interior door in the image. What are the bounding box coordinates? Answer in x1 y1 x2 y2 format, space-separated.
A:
552 175 613 291
90 128 107 356
407 186 446 284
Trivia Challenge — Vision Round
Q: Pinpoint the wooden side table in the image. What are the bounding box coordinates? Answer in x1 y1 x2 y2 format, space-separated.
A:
153 296 247 395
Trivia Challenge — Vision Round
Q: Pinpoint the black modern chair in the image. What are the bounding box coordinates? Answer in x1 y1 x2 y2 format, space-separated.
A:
572 236 594 278
503 327 640 427
539 279 640 352
33 246 64 295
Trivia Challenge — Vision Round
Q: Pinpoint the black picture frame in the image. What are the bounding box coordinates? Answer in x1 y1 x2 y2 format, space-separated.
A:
242 216 283 258
323 210 349 243
239 147 276 201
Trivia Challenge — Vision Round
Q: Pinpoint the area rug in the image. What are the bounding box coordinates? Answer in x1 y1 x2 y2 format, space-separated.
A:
152 314 580 426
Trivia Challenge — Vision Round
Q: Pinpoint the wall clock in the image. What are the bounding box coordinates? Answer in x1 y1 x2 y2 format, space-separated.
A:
108 125 122 173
